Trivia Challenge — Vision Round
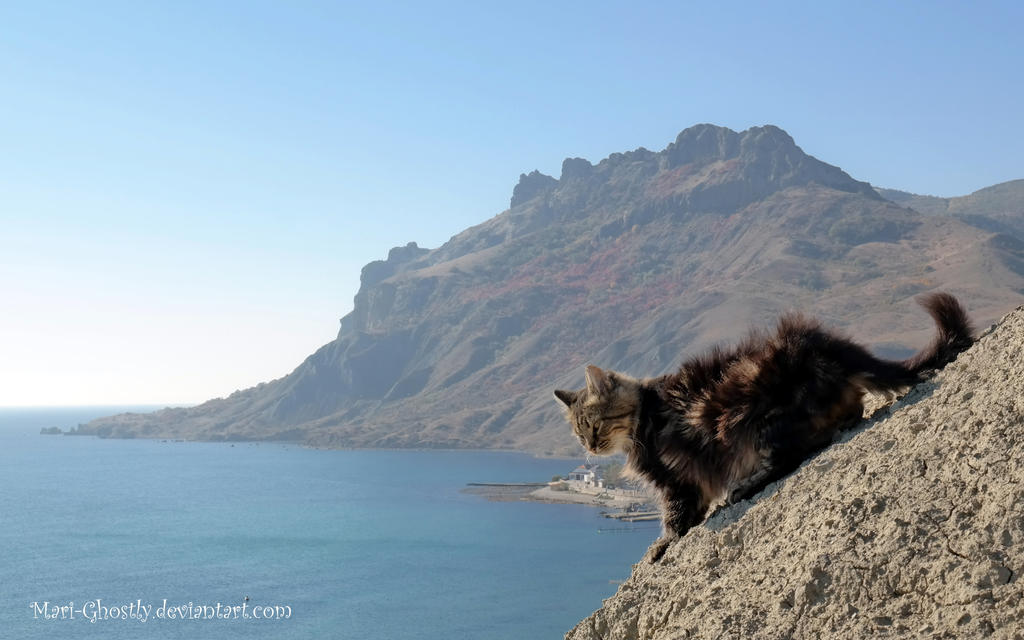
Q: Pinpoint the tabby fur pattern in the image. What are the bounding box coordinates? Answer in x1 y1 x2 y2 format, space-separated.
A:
554 293 974 562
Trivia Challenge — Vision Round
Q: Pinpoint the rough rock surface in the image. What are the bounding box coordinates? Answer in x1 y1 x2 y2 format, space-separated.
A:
567 307 1024 640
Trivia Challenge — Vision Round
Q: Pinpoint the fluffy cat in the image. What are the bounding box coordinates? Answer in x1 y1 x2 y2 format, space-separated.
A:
554 293 974 562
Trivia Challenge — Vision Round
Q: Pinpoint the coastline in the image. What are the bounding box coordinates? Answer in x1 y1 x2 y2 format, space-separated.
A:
462 482 651 510
527 486 644 508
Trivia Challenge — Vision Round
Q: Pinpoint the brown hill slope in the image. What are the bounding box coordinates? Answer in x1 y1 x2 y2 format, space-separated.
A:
567 306 1024 639
878 179 1024 238
81 125 1024 454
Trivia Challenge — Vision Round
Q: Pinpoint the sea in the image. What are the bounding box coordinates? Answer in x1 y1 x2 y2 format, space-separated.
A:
0 407 658 640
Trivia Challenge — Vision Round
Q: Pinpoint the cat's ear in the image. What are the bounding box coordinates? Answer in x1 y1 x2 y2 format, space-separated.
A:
553 389 577 407
585 365 613 396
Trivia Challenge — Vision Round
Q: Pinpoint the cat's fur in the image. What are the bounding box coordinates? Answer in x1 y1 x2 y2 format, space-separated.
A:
554 293 974 562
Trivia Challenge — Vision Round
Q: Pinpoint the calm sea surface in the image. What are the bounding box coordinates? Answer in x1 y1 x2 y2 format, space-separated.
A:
1 407 657 639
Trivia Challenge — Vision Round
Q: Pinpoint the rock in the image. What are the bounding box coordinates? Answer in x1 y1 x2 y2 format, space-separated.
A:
560 157 594 181
386 241 428 264
510 170 557 207
665 122 741 168
358 241 429 288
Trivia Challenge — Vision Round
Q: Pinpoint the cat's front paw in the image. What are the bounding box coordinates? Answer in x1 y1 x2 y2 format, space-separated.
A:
644 535 678 563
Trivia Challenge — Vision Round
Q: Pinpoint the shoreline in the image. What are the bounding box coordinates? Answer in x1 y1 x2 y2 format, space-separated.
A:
527 486 645 508
35 429 586 459
54 430 584 459
462 482 652 510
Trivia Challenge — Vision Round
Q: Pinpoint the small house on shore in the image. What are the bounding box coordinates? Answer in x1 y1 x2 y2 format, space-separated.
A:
567 465 603 489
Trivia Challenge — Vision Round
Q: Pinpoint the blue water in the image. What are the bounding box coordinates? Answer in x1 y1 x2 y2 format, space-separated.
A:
0 408 657 639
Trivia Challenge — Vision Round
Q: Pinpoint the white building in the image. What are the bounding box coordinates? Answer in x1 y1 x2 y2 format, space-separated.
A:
567 465 603 489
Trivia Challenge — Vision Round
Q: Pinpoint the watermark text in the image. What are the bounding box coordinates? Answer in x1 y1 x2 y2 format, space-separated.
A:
30 599 292 623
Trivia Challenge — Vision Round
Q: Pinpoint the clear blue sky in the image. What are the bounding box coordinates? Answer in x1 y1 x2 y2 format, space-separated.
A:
2 1 1021 406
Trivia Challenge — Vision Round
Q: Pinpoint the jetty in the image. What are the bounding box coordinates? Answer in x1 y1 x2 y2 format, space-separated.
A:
602 510 660 522
462 482 547 501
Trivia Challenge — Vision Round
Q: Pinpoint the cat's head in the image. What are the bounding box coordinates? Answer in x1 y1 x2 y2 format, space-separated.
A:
554 365 641 455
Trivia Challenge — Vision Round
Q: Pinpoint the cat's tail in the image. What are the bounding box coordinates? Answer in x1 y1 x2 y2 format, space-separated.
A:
852 293 974 392
900 292 975 375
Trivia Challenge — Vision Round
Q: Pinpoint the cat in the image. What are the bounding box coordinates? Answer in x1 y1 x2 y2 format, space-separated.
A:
554 293 974 562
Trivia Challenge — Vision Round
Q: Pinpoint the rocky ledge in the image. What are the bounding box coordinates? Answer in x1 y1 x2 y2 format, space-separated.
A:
567 307 1024 639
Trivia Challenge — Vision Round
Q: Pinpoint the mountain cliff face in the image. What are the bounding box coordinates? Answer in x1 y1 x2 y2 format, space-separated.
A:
566 306 1024 639
82 124 1024 453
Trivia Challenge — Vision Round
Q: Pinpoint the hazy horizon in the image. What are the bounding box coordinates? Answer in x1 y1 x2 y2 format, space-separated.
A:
0 404 189 410
3 1 1023 406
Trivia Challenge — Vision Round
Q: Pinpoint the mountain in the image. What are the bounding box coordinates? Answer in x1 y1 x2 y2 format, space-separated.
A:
81 124 1024 454
878 179 1024 238
567 305 1024 639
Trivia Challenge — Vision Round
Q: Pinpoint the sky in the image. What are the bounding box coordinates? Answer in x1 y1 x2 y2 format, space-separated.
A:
1 1 1022 406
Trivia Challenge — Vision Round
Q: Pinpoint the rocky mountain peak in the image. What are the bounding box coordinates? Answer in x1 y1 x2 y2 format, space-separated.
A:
357 241 429 290
559 157 594 182
505 125 878 216
386 241 427 263
510 170 558 207
664 122 743 167
661 123 800 169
